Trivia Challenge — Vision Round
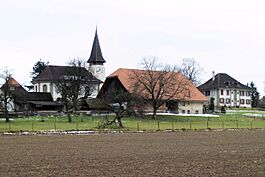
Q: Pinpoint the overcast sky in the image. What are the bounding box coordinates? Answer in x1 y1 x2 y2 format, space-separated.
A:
1 0 265 94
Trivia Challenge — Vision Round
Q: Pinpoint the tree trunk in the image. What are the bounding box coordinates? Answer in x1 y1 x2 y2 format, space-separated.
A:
67 111 72 123
65 102 72 123
152 108 157 119
72 97 79 112
116 117 123 128
4 102 9 123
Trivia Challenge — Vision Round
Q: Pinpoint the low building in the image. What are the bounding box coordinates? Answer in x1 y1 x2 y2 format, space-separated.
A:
98 68 208 114
198 72 255 108
0 78 61 113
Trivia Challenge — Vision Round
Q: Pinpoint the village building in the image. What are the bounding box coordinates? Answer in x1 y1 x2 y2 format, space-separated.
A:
198 72 255 108
0 78 61 113
32 65 101 101
97 68 208 114
32 29 105 101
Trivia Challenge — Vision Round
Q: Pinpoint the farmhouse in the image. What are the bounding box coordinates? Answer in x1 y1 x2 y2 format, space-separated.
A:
198 72 255 108
97 68 208 114
0 78 61 113
33 29 105 101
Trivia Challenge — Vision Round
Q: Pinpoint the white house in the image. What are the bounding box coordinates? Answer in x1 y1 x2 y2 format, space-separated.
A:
198 72 256 108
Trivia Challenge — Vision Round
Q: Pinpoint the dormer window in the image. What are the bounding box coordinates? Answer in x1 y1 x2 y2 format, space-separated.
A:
205 90 210 96
10 86 15 91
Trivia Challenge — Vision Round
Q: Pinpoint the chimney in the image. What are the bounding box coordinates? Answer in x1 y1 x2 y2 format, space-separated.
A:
212 71 215 81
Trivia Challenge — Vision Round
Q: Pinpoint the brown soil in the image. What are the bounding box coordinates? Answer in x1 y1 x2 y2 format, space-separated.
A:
1 130 265 177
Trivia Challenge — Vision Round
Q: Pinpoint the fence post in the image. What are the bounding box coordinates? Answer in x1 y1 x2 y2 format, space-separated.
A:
172 122 174 131
189 121 192 130
222 121 224 129
32 121 34 131
157 121 160 131
250 121 253 129
137 122 140 131
54 122 56 131
236 120 239 129
207 120 209 129
9 121 11 131
76 122 79 131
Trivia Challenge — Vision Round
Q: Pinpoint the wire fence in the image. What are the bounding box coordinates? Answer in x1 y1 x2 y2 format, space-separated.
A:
0 115 264 132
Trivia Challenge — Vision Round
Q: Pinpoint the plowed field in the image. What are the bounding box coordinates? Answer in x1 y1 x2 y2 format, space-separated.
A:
1 130 265 176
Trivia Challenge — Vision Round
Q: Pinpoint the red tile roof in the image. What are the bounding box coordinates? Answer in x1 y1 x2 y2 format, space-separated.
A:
108 68 208 102
7 78 21 87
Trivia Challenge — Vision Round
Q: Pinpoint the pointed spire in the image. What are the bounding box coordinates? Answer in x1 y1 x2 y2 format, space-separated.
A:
87 28 106 64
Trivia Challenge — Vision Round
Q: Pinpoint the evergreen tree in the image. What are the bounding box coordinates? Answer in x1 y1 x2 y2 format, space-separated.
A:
250 81 259 108
31 59 49 82
209 97 215 113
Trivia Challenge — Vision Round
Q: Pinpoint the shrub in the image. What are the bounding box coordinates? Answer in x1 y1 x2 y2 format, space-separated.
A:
221 106 226 114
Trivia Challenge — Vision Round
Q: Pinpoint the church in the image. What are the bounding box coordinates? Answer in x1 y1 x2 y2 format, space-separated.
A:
33 29 106 101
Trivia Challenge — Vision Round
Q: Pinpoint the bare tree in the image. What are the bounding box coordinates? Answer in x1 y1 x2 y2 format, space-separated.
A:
0 69 13 122
131 57 190 119
178 58 203 86
56 58 100 122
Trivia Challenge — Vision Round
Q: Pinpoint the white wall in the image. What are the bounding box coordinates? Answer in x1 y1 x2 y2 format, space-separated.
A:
210 88 252 108
34 82 100 101
178 101 204 114
88 65 105 82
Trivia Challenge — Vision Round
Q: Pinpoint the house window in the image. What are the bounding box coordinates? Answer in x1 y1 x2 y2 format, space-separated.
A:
205 90 210 96
220 98 224 103
10 86 15 91
43 84 48 92
220 89 223 95
35 85 38 92
182 110 185 114
226 90 229 96
226 98 230 104
246 100 251 105
187 110 190 114
246 91 251 96
195 110 199 114
240 91 245 96
240 99 245 104
182 102 185 106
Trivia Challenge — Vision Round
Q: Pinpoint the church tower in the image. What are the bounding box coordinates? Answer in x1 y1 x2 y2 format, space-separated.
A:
87 28 106 82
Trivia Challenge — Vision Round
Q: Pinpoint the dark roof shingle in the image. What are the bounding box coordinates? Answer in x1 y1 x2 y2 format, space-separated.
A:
198 73 254 91
33 65 101 83
87 29 106 64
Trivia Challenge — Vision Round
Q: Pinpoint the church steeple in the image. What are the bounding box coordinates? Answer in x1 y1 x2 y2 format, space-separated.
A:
87 28 106 65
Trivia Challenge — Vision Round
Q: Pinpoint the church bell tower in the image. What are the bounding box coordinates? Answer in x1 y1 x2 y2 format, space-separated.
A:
87 28 106 82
